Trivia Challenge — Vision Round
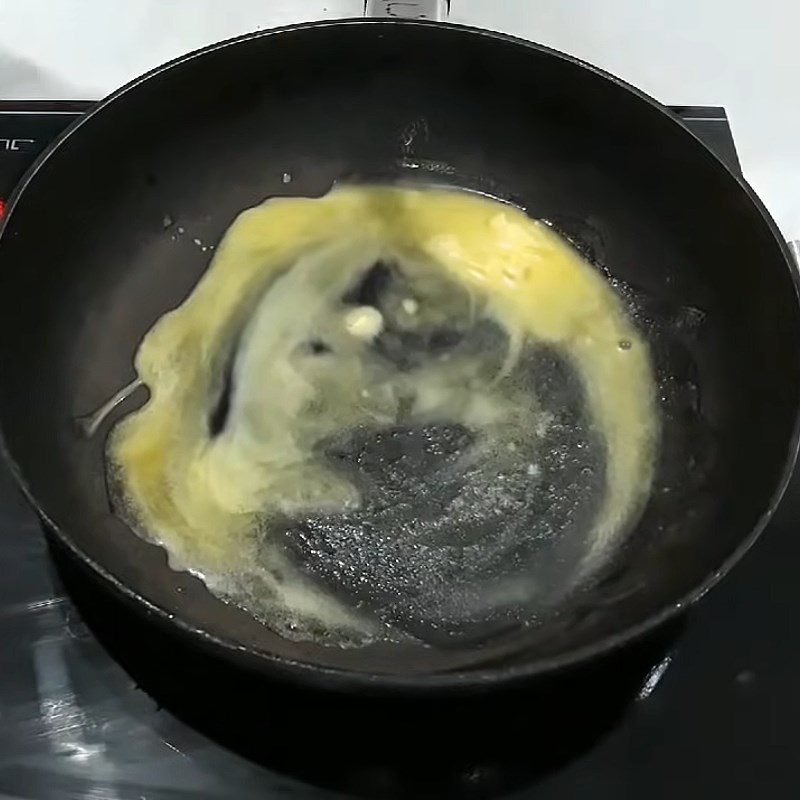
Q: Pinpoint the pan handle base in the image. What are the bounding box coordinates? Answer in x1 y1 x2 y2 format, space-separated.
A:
364 1 450 21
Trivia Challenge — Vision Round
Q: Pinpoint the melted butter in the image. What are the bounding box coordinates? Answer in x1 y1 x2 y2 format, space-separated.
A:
108 186 658 644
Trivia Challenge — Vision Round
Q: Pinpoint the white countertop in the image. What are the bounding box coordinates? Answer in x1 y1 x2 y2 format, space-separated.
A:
0 0 797 237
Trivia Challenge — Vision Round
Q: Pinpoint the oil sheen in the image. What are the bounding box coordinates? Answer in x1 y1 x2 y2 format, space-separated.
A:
107 186 658 646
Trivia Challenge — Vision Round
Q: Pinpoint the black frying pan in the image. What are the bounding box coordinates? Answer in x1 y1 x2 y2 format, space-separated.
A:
0 20 798 692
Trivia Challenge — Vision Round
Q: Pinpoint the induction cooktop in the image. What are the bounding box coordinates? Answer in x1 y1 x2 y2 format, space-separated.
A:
0 102 796 800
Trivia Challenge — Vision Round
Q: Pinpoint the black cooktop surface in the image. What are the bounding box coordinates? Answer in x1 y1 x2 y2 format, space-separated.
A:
0 103 796 800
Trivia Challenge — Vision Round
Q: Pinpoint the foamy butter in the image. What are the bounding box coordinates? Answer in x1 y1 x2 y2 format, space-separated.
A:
109 186 658 644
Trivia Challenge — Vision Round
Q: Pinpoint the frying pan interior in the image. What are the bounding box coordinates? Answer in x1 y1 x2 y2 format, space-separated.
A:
0 21 797 685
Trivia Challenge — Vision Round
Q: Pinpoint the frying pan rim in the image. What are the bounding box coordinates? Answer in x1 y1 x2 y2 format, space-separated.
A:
1 18 799 693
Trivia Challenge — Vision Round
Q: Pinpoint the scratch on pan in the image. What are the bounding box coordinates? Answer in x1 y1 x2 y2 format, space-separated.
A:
400 117 429 154
399 157 456 174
